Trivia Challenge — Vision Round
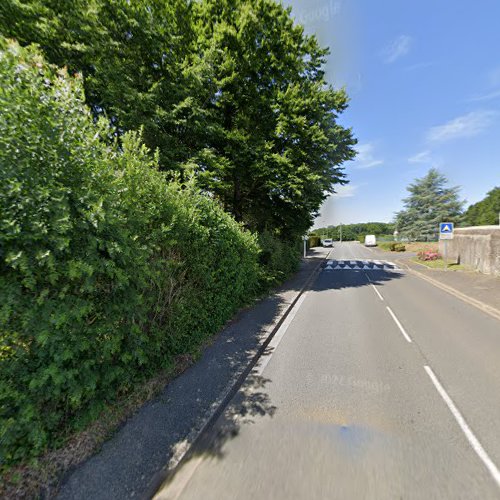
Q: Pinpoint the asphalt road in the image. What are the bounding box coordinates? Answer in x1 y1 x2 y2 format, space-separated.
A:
154 242 500 500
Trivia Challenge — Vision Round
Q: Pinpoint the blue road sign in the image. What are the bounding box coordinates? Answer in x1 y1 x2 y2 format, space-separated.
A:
440 222 454 234
439 222 454 240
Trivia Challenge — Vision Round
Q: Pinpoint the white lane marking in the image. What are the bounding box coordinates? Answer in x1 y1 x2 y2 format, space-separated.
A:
365 273 384 301
255 292 308 376
424 366 500 490
372 285 384 301
386 306 412 343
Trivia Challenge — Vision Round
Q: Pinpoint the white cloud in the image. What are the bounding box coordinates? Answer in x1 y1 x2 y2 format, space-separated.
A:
381 35 413 64
408 150 432 163
353 143 383 169
426 111 496 142
332 184 358 198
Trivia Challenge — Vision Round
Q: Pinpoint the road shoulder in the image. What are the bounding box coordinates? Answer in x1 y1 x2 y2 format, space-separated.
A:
56 249 328 500
396 257 500 322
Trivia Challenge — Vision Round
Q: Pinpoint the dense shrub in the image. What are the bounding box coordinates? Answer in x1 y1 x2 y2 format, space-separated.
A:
389 243 406 252
0 39 259 465
308 235 321 248
257 231 300 287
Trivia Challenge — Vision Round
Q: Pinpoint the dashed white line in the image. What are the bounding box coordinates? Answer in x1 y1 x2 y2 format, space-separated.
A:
424 365 500 490
371 285 384 301
365 273 384 301
386 306 412 343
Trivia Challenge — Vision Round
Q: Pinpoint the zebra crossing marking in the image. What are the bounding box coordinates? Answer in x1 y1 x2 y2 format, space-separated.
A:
323 260 402 272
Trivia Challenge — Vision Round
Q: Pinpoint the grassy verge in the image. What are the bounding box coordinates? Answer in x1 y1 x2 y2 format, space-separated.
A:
377 241 439 253
405 242 439 253
411 257 469 271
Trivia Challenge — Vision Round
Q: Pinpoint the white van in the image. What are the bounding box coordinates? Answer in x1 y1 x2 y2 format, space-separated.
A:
364 235 377 247
321 238 333 247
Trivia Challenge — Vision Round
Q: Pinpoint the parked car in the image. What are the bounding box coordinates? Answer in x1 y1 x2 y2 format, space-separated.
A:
364 234 377 247
321 238 333 247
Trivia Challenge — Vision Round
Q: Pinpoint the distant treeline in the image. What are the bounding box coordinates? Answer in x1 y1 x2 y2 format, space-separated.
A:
311 222 395 241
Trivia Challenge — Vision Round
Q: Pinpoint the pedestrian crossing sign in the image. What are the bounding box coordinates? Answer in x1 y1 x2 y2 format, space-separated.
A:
439 222 454 239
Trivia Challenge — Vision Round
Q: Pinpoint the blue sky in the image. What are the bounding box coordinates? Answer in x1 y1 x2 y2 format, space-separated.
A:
284 0 500 227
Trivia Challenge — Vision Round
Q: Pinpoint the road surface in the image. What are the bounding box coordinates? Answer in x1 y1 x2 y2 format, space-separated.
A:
154 242 500 500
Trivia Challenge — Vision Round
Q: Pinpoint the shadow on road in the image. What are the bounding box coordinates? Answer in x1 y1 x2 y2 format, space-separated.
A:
192 373 277 459
152 263 407 497
311 266 405 293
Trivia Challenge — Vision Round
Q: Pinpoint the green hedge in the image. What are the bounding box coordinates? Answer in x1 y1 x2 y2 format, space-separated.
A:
0 40 260 465
308 235 321 248
257 230 300 287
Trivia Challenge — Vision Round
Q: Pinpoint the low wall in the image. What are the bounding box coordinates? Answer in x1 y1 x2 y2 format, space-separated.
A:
439 226 500 276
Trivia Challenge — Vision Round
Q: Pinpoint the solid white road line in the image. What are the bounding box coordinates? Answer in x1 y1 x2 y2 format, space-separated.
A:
255 292 308 376
386 306 412 343
424 365 500 490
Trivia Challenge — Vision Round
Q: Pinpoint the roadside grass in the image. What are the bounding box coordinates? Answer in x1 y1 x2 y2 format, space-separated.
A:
405 242 439 253
378 241 439 253
411 257 470 271
377 241 393 251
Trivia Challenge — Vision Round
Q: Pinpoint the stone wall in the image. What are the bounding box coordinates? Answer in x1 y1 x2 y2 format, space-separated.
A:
439 226 500 276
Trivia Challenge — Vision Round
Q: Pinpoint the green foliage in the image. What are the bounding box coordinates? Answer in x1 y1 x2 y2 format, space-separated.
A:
257 231 300 287
394 168 464 241
308 235 321 248
0 39 259 465
389 243 406 252
0 0 356 239
463 187 500 226
188 0 356 237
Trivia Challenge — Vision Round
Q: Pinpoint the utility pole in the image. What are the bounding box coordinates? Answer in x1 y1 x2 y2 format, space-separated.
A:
339 223 342 244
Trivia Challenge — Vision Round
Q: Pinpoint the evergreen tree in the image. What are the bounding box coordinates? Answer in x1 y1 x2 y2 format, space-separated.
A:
394 168 464 241
463 187 500 226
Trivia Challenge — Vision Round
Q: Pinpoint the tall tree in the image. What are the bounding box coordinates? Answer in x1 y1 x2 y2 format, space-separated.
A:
0 0 197 166
187 0 356 236
463 187 500 226
394 168 464 240
0 0 356 238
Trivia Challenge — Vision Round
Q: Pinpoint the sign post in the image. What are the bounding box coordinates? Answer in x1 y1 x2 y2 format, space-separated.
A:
302 235 308 258
439 222 454 269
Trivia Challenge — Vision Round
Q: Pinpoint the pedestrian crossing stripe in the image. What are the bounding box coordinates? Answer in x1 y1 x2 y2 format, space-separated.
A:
323 260 402 271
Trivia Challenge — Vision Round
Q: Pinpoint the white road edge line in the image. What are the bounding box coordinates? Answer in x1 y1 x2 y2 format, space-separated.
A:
254 292 308 376
386 306 412 343
424 365 500 489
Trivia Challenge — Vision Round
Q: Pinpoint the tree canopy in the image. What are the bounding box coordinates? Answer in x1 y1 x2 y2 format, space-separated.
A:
0 0 356 238
463 187 500 226
394 168 464 241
